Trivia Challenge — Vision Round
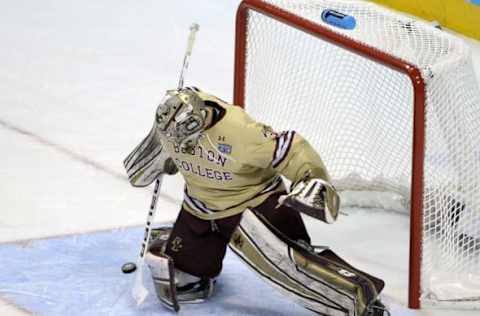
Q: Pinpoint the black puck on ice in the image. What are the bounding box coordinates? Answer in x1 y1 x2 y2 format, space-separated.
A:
121 262 137 274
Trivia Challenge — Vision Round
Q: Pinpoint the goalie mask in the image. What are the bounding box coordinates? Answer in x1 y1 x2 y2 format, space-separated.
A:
156 88 207 149
123 87 207 187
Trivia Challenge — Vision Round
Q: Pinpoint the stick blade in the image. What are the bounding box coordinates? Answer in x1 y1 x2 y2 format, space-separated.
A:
132 263 149 305
132 283 149 306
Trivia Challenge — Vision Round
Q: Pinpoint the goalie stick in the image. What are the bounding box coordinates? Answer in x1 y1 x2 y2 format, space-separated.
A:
130 22 200 306
131 175 163 305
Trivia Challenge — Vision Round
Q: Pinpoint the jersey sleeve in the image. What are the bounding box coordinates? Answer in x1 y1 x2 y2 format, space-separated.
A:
273 131 331 183
234 109 331 184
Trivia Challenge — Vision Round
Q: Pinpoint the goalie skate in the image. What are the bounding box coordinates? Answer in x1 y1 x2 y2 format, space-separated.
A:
146 227 215 311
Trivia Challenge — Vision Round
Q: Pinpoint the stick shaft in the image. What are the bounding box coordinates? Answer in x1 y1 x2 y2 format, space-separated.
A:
177 23 200 89
139 176 163 258
131 175 163 305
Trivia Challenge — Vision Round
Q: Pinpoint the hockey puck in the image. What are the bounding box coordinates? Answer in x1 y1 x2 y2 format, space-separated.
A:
121 262 137 274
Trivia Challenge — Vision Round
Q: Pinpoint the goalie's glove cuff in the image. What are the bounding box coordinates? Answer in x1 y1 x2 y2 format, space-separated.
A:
280 178 340 224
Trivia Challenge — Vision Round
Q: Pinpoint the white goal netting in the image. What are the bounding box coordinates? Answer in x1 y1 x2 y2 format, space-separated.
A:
237 0 480 307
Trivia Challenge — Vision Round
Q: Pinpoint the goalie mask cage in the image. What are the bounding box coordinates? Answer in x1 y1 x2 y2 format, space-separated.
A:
234 0 480 309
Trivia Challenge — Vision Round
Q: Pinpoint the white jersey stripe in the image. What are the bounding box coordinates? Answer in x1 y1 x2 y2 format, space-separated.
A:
184 190 213 214
260 176 283 194
274 133 286 164
273 131 295 168
183 176 284 216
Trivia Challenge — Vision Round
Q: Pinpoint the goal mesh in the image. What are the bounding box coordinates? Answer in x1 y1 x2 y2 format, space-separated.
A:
236 0 480 308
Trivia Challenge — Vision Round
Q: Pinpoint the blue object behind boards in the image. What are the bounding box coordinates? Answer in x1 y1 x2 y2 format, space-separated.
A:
0 227 314 316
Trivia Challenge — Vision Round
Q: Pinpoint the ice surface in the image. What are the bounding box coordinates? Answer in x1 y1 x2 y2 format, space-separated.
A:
0 0 479 315
0 227 419 316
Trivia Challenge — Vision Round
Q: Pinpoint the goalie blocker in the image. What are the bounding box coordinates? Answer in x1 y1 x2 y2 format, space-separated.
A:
145 200 386 316
280 177 340 224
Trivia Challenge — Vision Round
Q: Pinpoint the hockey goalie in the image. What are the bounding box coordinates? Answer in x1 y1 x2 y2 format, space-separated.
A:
123 86 389 316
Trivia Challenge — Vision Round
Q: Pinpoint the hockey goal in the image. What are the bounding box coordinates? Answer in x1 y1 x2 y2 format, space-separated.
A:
234 0 480 309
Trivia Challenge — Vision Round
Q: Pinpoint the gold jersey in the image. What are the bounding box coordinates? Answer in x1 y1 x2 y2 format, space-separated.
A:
161 91 331 220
